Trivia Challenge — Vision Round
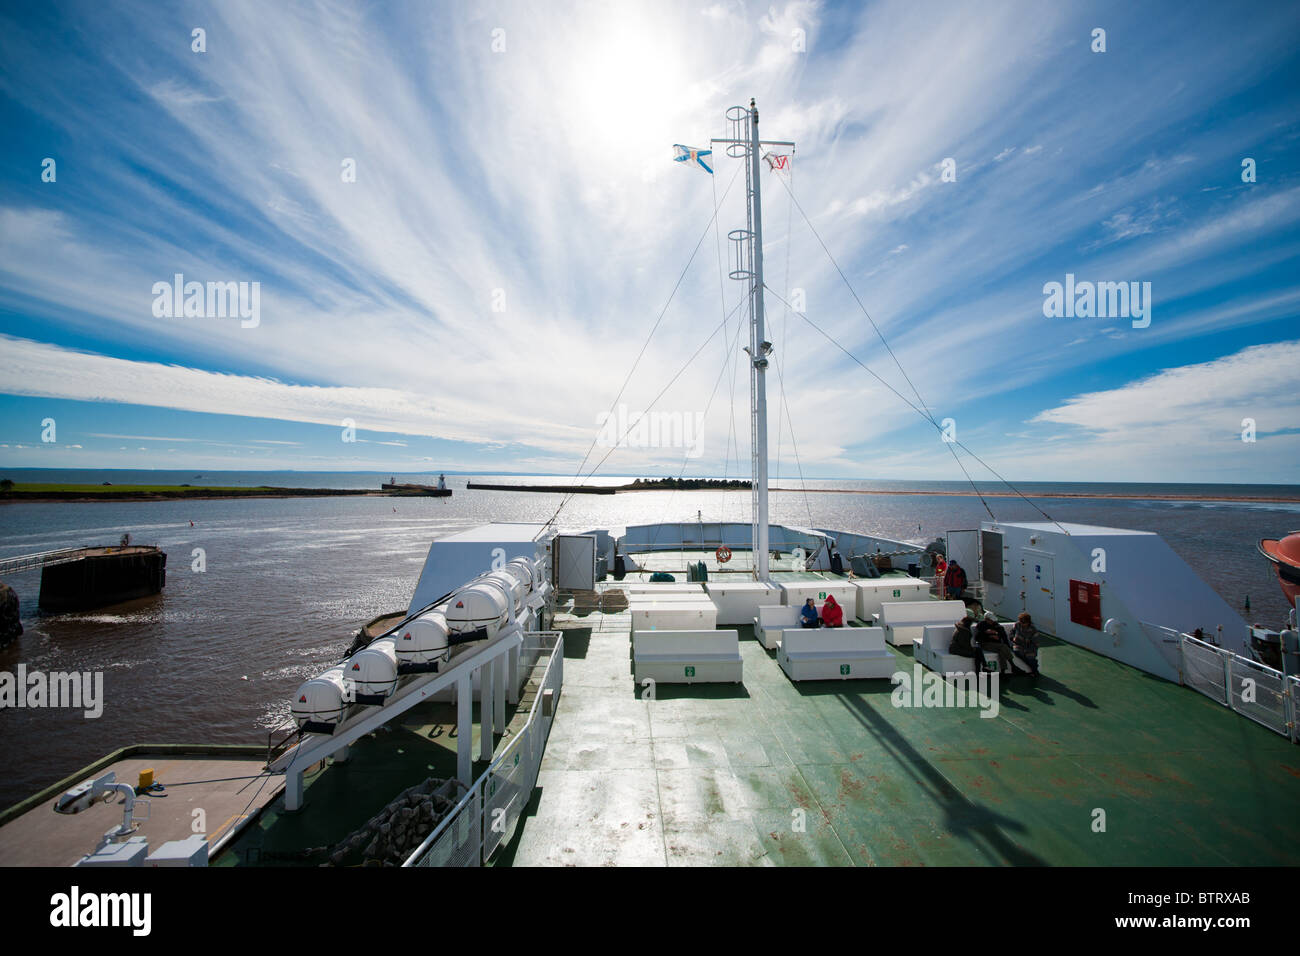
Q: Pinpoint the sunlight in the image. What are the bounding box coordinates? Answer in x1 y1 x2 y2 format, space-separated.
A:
556 9 705 180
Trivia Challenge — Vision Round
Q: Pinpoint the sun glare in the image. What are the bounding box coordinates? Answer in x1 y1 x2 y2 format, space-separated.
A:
559 12 702 178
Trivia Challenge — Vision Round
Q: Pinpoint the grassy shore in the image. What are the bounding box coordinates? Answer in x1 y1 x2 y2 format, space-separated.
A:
0 483 379 502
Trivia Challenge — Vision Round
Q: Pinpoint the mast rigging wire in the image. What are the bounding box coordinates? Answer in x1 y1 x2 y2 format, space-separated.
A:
763 283 1070 534
544 162 744 529
769 172 1000 522
547 297 748 529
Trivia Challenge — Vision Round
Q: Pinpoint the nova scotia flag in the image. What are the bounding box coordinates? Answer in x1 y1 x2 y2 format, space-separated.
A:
673 144 713 174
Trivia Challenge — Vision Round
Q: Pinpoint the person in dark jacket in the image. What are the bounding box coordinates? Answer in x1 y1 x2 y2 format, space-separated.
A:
949 615 976 659
799 598 820 628
975 611 1015 677
1009 612 1040 677
943 560 968 600
821 594 844 627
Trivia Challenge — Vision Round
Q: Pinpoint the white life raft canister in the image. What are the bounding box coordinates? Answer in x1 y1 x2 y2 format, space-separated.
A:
395 612 451 666
291 665 350 728
346 637 399 702
445 580 510 639
484 568 528 617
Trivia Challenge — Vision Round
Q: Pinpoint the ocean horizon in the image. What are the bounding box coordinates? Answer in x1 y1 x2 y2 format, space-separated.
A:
4 467 1299 498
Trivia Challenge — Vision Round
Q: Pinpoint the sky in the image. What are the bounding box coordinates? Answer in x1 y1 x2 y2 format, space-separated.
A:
0 0 1298 484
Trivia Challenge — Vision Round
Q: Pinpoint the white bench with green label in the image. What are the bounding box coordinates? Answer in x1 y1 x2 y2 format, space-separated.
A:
915 623 984 674
705 581 783 626
753 604 802 649
873 600 968 647
777 626 897 681
633 630 743 684
777 581 857 612
850 577 931 622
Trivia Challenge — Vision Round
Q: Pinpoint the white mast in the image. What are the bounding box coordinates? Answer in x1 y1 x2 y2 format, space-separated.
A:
747 100 771 582
713 100 793 583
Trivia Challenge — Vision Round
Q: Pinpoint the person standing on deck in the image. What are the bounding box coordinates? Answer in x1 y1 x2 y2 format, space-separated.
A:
800 598 820 628
975 611 1015 677
1010 612 1041 678
943 560 968 600
821 594 844 627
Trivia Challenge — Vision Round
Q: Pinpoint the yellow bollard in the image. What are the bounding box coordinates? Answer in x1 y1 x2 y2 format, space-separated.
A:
138 768 154 790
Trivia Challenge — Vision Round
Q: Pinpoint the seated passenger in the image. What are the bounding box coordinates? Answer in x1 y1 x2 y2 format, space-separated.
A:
821 594 844 627
799 597 820 628
950 615 977 657
975 611 1015 677
1010 612 1040 678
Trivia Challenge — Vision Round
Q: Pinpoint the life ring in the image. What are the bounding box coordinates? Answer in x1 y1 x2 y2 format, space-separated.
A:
715 546 733 564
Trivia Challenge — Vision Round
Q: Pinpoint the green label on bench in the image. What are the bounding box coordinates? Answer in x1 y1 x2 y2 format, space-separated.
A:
514 752 520 767
684 665 695 677
893 589 901 597
840 664 850 675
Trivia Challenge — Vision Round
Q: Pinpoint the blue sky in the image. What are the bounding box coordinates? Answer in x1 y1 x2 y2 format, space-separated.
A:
0 0 1298 482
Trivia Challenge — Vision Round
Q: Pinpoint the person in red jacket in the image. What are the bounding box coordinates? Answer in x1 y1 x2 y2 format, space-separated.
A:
943 560 968 600
821 594 844 627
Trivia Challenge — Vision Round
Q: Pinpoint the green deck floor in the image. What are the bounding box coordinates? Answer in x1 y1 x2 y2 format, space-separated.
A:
504 590 1300 866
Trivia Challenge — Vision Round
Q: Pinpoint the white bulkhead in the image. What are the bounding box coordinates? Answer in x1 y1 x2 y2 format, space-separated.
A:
290 665 350 728
346 637 399 700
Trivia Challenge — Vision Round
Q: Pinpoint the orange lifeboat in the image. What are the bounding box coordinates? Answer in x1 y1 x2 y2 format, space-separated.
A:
1258 532 1300 609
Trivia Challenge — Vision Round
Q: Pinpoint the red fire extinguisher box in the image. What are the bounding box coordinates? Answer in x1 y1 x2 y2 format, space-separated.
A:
1070 579 1102 630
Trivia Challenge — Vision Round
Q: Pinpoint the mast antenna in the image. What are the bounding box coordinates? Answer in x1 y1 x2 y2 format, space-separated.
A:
712 101 794 582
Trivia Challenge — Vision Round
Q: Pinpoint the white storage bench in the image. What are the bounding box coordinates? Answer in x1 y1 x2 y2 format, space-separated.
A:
875 600 968 647
915 623 988 674
777 626 897 681
629 600 718 633
777 581 857 613
704 581 783 626
754 604 802 649
633 629 743 684
851 577 931 622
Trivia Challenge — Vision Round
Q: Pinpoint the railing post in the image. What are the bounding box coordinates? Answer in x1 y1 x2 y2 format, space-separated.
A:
480 659 495 761
1290 679 1299 744
507 643 520 705
1221 648 1234 708
285 768 303 812
457 674 472 786
477 779 486 866
493 654 506 732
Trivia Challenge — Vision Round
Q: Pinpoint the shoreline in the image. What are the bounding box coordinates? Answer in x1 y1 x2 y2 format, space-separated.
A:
771 487 1300 503
0 486 384 503
2 483 1297 505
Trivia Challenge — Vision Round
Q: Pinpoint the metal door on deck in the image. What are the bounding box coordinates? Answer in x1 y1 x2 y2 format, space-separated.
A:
554 535 597 591
1025 552 1056 634
945 530 980 582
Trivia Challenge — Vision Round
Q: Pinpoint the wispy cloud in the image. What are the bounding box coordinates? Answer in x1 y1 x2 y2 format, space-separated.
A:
0 0 1297 482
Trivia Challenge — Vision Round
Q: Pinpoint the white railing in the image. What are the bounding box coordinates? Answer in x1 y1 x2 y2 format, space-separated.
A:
404 631 563 866
1177 632 1298 742
0 548 85 575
